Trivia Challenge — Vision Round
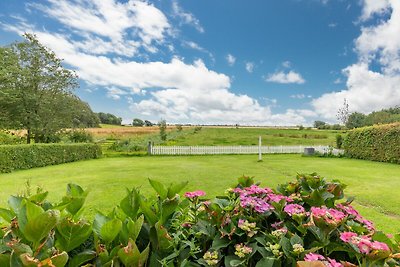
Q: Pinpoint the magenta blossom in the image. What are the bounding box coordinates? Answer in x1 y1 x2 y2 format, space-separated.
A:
284 204 305 216
184 190 206 199
311 206 346 225
304 253 325 261
326 258 344 267
340 232 358 243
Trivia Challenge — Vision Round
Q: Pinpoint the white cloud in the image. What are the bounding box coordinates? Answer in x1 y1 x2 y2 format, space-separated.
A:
328 23 337 28
265 71 305 84
226 54 236 66
29 0 171 54
333 78 342 84
245 62 254 73
290 94 312 99
171 1 204 33
312 0 400 121
182 40 214 60
282 61 291 68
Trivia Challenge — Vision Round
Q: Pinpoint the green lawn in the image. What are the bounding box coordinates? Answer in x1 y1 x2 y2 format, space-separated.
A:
0 155 399 234
166 127 341 146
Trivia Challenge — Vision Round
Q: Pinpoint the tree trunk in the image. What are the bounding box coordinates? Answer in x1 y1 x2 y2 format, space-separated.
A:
27 128 31 144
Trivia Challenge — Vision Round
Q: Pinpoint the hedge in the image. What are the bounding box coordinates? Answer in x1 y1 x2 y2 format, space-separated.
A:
344 122 400 163
0 143 102 173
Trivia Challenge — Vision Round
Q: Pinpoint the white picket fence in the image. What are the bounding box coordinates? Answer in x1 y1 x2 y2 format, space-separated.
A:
150 145 343 156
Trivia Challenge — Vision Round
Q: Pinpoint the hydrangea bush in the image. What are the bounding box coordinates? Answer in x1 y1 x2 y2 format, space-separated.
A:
0 174 399 267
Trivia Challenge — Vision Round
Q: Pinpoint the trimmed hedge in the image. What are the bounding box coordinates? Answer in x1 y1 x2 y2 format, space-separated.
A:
0 143 102 173
344 122 400 163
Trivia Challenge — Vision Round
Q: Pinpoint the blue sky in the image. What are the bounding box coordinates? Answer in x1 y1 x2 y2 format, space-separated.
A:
0 0 399 125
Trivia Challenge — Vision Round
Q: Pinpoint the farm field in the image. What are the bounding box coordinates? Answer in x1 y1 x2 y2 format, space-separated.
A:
0 154 398 234
165 127 341 146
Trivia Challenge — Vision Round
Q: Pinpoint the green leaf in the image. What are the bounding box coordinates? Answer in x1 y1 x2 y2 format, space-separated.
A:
19 253 39 267
0 254 10 267
25 201 44 221
139 198 158 226
161 197 179 224
100 218 122 244
24 210 59 246
290 234 303 246
255 258 277 267
50 251 69 267
167 181 188 199
8 196 23 215
0 208 14 223
212 236 230 250
280 237 292 257
148 179 168 199
55 218 92 252
120 188 140 219
117 239 140 266
62 184 88 216
155 221 172 251
68 250 96 267
28 191 48 203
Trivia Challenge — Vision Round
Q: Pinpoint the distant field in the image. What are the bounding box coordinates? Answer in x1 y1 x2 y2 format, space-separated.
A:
92 125 343 147
165 127 342 146
0 155 398 234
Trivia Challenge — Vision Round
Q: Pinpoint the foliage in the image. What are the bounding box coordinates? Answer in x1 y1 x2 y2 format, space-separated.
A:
0 143 102 173
1 175 399 267
0 130 24 145
97 112 122 125
344 123 400 163
314 121 326 129
145 120 154 127
0 34 80 144
176 124 183 132
132 118 145 127
159 120 167 141
67 130 94 143
335 134 343 149
346 106 400 129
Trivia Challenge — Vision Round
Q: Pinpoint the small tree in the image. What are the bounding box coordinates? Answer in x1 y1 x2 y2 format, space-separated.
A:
346 112 366 129
337 98 350 126
132 118 144 127
314 121 326 129
158 119 167 141
176 124 183 132
144 120 153 127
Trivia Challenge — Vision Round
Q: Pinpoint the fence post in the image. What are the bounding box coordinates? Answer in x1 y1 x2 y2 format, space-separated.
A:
147 141 152 155
258 136 262 161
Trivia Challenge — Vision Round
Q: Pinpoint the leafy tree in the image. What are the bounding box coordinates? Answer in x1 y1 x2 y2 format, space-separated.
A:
314 121 326 129
158 119 167 141
96 112 122 125
346 112 366 129
144 120 153 127
132 118 144 127
0 33 78 143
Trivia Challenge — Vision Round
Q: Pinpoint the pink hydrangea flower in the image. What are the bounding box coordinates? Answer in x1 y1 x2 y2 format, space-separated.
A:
340 232 358 243
326 258 344 267
311 206 346 225
370 241 390 251
184 190 206 199
304 253 325 261
284 204 305 216
357 239 372 254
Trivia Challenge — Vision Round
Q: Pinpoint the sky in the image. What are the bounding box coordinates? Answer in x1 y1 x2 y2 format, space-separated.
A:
0 0 399 126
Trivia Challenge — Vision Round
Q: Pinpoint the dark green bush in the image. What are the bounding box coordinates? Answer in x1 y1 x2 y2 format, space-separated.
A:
67 129 94 143
0 143 102 173
336 134 343 149
344 123 400 163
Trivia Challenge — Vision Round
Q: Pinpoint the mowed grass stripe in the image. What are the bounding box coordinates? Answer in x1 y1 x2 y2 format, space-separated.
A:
0 155 398 233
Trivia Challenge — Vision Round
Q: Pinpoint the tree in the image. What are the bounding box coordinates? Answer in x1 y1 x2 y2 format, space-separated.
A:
346 112 366 129
132 118 144 127
0 33 78 143
336 98 350 126
314 121 326 129
144 120 153 127
158 119 167 141
96 112 122 125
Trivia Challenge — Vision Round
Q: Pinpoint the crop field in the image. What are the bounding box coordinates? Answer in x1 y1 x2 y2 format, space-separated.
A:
0 154 399 234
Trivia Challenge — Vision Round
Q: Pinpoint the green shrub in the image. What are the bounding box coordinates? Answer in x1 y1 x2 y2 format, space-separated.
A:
0 175 399 267
344 123 400 163
336 134 343 149
0 130 24 145
0 143 102 173
67 129 94 143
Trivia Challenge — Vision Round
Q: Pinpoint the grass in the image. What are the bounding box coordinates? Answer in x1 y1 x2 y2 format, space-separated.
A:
0 155 399 234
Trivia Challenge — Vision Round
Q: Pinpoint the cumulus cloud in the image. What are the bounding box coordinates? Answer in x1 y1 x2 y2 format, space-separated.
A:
312 0 400 121
245 62 254 73
226 54 236 66
290 94 312 99
171 0 204 33
265 71 305 84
